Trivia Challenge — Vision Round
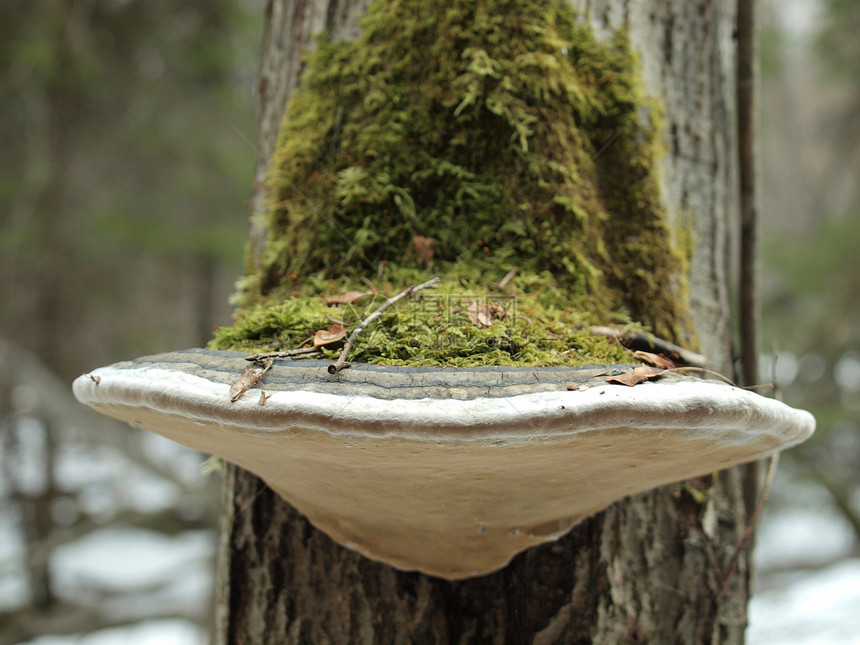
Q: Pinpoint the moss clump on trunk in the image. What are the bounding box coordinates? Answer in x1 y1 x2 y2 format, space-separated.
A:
213 267 638 367
218 0 694 363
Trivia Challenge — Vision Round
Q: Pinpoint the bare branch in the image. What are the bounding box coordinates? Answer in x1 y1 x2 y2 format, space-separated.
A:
245 346 320 362
737 0 760 387
328 277 441 374
715 452 779 602
589 325 707 368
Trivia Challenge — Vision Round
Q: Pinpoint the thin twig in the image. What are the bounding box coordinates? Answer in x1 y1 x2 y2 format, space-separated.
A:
715 452 779 602
739 382 774 391
667 366 737 386
491 267 517 290
291 350 321 360
245 346 320 362
590 325 708 368
328 276 441 374
665 366 773 392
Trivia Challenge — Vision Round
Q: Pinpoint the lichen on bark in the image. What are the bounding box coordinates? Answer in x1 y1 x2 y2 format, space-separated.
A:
217 0 694 363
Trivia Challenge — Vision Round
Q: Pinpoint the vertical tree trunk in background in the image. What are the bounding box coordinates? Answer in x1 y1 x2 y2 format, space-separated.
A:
217 1 749 643
34 0 79 372
737 0 759 389
15 0 81 609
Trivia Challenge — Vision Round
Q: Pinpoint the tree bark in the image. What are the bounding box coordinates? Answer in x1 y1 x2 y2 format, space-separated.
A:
217 1 750 643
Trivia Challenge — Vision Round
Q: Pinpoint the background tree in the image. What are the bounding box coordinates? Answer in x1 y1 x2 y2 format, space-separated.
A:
215 1 756 643
9 0 854 642
0 0 259 640
758 0 860 561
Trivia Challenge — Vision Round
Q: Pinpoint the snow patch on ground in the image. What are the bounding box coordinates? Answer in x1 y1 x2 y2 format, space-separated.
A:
20 618 206 645
748 559 860 645
51 527 214 594
755 506 856 571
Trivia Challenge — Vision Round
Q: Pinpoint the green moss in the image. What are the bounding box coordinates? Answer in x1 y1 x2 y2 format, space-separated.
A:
213 264 637 366
219 0 694 364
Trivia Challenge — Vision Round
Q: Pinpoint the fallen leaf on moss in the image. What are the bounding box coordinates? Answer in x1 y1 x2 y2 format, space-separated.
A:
325 291 368 305
633 350 676 369
466 299 506 328
467 300 493 327
606 365 665 387
314 324 347 347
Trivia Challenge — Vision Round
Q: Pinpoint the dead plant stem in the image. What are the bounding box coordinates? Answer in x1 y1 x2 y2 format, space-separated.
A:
328 276 441 374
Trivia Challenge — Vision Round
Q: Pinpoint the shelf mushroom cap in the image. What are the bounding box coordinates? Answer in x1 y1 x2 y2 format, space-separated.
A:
73 348 814 580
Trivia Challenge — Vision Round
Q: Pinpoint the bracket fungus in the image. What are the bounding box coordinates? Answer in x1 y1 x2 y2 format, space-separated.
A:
73 348 814 579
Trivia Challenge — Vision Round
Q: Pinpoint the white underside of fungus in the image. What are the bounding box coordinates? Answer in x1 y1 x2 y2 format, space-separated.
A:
73 349 814 579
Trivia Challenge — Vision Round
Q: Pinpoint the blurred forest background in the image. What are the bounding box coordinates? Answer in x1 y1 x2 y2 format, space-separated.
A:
0 0 857 643
0 0 260 642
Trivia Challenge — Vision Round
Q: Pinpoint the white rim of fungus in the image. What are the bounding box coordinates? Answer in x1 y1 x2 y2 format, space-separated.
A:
73 364 815 448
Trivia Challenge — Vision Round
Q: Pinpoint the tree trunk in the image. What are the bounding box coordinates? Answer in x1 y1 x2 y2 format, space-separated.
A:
216 1 750 643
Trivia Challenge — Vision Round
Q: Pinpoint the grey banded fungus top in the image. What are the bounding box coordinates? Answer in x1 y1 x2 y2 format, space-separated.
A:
73 348 815 580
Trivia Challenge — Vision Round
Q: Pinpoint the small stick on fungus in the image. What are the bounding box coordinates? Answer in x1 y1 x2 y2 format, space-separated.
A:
328 276 441 374
245 346 320 362
590 325 707 368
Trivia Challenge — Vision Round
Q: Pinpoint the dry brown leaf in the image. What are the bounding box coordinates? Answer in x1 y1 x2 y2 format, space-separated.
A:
325 291 368 305
466 299 492 328
413 235 437 267
633 350 676 370
567 384 591 392
314 324 347 347
230 364 265 402
606 365 665 387
230 357 274 402
466 299 506 328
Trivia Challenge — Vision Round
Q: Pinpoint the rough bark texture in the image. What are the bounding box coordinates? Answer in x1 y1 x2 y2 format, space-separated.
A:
217 1 749 643
247 0 369 269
